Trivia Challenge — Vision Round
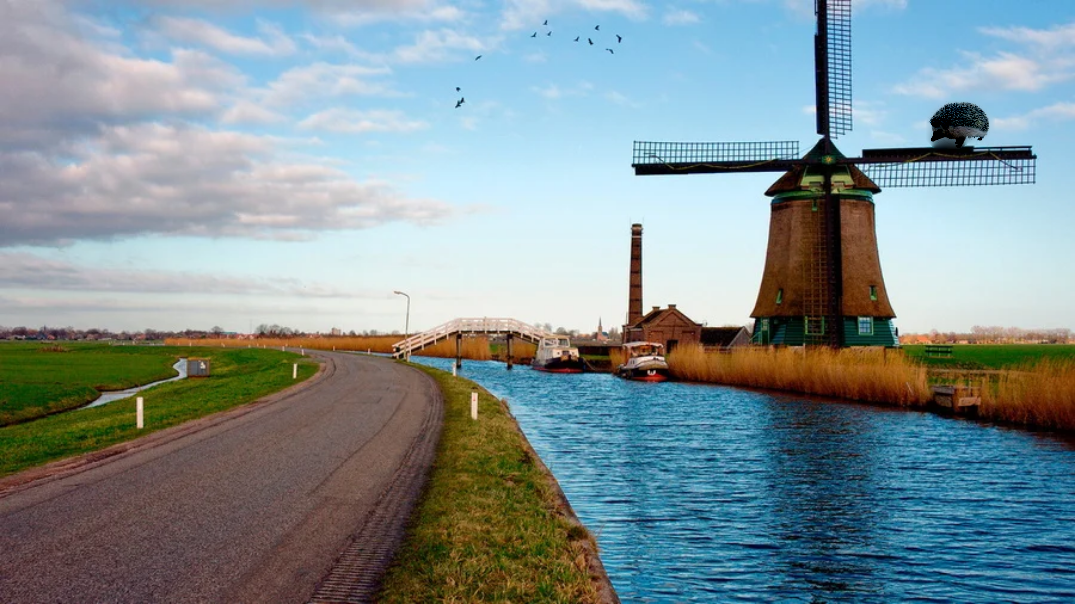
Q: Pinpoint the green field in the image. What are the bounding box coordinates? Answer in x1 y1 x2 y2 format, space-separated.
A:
0 342 186 425
902 344 1075 370
0 345 318 477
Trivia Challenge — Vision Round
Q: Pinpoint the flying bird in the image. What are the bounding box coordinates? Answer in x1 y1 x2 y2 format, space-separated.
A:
547 31 552 36
456 86 461 91
588 38 593 45
531 32 537 38
543 19 548 26
606 48 614 54
574 36 580 42
455 97 464 108
595 25 600 30
474 55 482 60
617 34 622 43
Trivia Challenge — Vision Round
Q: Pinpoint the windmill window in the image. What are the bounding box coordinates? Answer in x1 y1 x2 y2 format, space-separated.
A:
858 316 873 335
805 316 824 336
776 289 784 304
761 318 770 332
870 285 878 301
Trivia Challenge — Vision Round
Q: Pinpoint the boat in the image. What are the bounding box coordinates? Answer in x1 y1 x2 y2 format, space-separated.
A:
616 341 670 382
531 335 586 373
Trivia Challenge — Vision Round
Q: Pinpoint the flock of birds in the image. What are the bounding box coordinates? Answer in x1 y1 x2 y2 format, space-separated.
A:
454 20 623 109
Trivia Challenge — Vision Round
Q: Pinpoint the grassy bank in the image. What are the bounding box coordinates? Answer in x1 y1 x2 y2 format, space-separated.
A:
0 347 318 478
0 342 184 426
379 365 608 603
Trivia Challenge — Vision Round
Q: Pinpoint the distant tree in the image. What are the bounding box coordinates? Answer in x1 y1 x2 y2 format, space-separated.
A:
211 326 224 336
554 327 568 335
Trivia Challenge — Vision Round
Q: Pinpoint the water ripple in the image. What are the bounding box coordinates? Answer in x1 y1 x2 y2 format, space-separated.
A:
414 358 1075 603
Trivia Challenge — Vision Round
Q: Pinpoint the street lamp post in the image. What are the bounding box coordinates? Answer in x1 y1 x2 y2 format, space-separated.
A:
393 290 410 360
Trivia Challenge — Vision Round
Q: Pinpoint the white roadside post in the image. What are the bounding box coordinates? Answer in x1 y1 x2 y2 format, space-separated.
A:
293 363 298 379
136 397 144 429
470 387 478 420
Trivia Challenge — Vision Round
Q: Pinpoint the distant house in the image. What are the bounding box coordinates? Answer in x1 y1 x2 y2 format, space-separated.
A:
701 326 752 351
624 304 702 354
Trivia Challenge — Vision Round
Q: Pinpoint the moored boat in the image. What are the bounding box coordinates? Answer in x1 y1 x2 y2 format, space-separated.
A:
531 336 586 373
616 341 670 382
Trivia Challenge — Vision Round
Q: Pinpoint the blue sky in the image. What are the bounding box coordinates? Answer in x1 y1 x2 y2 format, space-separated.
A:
1 0 1071 336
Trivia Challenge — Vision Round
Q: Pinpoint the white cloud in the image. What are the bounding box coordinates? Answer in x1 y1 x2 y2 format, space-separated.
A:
259 63 399 108
391 29 487 63
992 101 1075 131
500 0 646 31
663 9 700 26
151 16 297 56
298 108 429 133
332 3 465 26
221 100 287 125
0 2 238 151
605 91 640 108
0 123 453 247
892 51 1071 99
979 22 1075 49
0 253 356 297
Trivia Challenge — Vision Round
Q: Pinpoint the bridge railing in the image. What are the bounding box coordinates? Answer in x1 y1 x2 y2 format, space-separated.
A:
391 318 551 358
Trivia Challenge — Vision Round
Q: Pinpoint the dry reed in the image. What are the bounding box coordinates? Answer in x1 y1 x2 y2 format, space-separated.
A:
608 347 624 368
667 346 930 406
979 358 1075 430
164 335 399 353
407 337 492 361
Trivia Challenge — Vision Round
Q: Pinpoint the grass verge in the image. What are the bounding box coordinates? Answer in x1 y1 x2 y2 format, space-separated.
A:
378 365 609 604
0 347 318 478
0 342 185 425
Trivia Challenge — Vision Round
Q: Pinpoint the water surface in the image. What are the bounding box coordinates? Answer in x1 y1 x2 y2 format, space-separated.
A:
414 357 1075 603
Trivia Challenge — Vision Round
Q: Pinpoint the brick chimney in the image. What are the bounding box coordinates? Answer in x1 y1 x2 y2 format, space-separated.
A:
627 223 643 325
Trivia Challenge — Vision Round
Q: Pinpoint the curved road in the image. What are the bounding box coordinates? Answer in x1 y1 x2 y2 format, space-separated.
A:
0 352 443 603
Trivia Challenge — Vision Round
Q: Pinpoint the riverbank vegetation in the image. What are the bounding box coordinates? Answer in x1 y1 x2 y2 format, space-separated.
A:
667 345 1075 432
0 342 183 426
379 365 606 603
0 347 317 478
165 335 400 353
668 346 929 405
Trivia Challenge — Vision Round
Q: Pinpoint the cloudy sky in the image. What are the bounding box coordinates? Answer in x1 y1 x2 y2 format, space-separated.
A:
1 0 1072 335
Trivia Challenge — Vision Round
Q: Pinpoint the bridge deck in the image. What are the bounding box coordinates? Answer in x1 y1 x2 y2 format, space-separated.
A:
392 318 551 359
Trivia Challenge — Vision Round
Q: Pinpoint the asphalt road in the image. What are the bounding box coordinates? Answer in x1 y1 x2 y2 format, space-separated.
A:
0 352 443 604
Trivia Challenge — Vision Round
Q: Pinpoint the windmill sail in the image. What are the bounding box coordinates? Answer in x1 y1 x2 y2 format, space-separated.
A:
815 0 852 138
854 146 1037 187
632 141 800 175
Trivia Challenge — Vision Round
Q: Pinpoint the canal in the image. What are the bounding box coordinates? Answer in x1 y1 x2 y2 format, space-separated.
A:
412 357 1075 603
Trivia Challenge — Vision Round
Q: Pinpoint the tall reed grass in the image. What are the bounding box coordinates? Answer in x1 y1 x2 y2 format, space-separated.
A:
980 358 1075 430
164 335 399 353
667 346 930 406
412 337 492 361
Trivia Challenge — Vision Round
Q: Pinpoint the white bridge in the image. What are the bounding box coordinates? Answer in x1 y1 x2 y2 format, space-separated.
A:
391 317 550 365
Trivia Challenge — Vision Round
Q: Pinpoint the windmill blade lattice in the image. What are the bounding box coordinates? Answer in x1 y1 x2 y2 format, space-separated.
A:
854 146 1037 187
816 0 852 138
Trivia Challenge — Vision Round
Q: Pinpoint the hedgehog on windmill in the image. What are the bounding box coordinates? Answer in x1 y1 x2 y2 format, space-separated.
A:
930 102 989 149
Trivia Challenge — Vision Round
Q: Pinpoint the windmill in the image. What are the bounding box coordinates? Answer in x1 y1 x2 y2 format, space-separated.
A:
630 0 1036 348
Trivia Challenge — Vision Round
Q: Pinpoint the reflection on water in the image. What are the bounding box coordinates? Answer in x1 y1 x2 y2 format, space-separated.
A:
412 357 1075 603
83 358 188 408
